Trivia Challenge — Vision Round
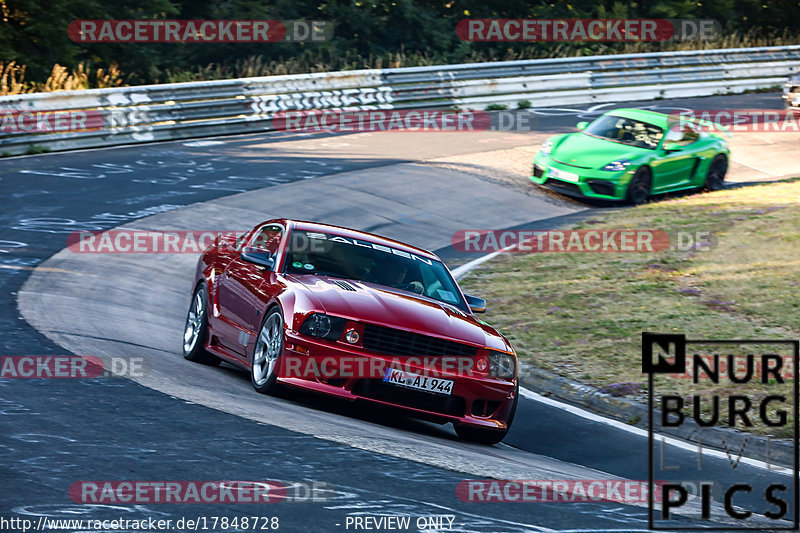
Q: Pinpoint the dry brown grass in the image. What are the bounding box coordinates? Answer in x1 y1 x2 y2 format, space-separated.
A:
0 61 123 96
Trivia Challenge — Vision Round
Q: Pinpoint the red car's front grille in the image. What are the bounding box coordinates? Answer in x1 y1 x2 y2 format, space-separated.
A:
361 323 479 358
352 379 466 417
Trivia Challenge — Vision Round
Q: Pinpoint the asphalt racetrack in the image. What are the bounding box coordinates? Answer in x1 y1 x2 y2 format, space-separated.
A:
3 94 799 532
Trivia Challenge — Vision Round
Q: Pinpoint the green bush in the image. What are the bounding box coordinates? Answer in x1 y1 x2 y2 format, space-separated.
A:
25 145 50 155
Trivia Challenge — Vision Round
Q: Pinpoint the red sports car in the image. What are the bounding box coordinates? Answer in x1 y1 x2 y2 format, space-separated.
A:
182 219 518 444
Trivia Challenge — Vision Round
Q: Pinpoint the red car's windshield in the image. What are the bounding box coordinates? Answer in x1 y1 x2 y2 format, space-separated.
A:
283 230 468 312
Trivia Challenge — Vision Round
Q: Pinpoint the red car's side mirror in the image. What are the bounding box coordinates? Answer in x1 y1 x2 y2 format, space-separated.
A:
240 247 275 270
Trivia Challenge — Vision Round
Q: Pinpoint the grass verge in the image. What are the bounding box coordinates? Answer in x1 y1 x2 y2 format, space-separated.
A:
459 179 800 436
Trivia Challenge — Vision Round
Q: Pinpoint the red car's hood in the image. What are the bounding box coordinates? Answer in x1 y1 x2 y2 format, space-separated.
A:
287 275 510 352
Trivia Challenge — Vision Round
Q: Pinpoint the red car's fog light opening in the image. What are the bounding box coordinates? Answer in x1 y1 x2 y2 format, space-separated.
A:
345 329 360 344
472 399 502 417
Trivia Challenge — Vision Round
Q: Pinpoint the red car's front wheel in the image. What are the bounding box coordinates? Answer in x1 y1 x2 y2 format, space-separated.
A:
251 308 284 394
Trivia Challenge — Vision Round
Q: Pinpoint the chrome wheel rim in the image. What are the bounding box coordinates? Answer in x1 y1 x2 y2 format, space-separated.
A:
252 313 282 386
183 289 204 354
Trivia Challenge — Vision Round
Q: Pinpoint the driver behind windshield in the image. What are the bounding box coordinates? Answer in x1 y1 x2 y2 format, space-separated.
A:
368 258 424 294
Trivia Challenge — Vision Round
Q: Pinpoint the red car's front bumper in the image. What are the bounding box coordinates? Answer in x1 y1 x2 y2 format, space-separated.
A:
276 330 517 430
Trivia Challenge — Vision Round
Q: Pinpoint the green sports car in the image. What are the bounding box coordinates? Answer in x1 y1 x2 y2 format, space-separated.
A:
531 108 730 204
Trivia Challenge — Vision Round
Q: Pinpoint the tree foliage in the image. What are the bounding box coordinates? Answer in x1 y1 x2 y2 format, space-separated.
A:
1 0 798 87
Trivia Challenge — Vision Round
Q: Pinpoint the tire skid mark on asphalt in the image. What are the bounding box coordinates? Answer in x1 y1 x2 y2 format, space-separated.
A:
0 264 75 273
12 503 171 519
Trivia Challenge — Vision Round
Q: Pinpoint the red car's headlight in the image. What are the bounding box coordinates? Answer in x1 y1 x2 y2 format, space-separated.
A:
489 351 516 379
299 313 347 340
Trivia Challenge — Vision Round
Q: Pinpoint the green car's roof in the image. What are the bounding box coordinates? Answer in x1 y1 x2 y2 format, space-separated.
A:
601 108 669 128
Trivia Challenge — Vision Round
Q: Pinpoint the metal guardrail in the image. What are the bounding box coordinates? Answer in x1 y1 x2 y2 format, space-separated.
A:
1 45 798 155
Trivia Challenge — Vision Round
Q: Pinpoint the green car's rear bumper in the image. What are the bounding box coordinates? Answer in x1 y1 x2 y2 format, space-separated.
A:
530 153 635 200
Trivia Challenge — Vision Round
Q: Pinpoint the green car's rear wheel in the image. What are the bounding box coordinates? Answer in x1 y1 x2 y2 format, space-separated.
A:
704 155 727 191
626 167 651 205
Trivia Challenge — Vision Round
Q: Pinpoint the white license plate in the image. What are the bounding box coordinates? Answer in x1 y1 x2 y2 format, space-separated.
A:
383 368 453 395
549 167 579 182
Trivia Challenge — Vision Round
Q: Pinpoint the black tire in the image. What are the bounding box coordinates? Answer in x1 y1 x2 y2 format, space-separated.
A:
625 167 651 205
455 384 519 445
250 307 285 395
704 154 727 192
182 283 220 366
